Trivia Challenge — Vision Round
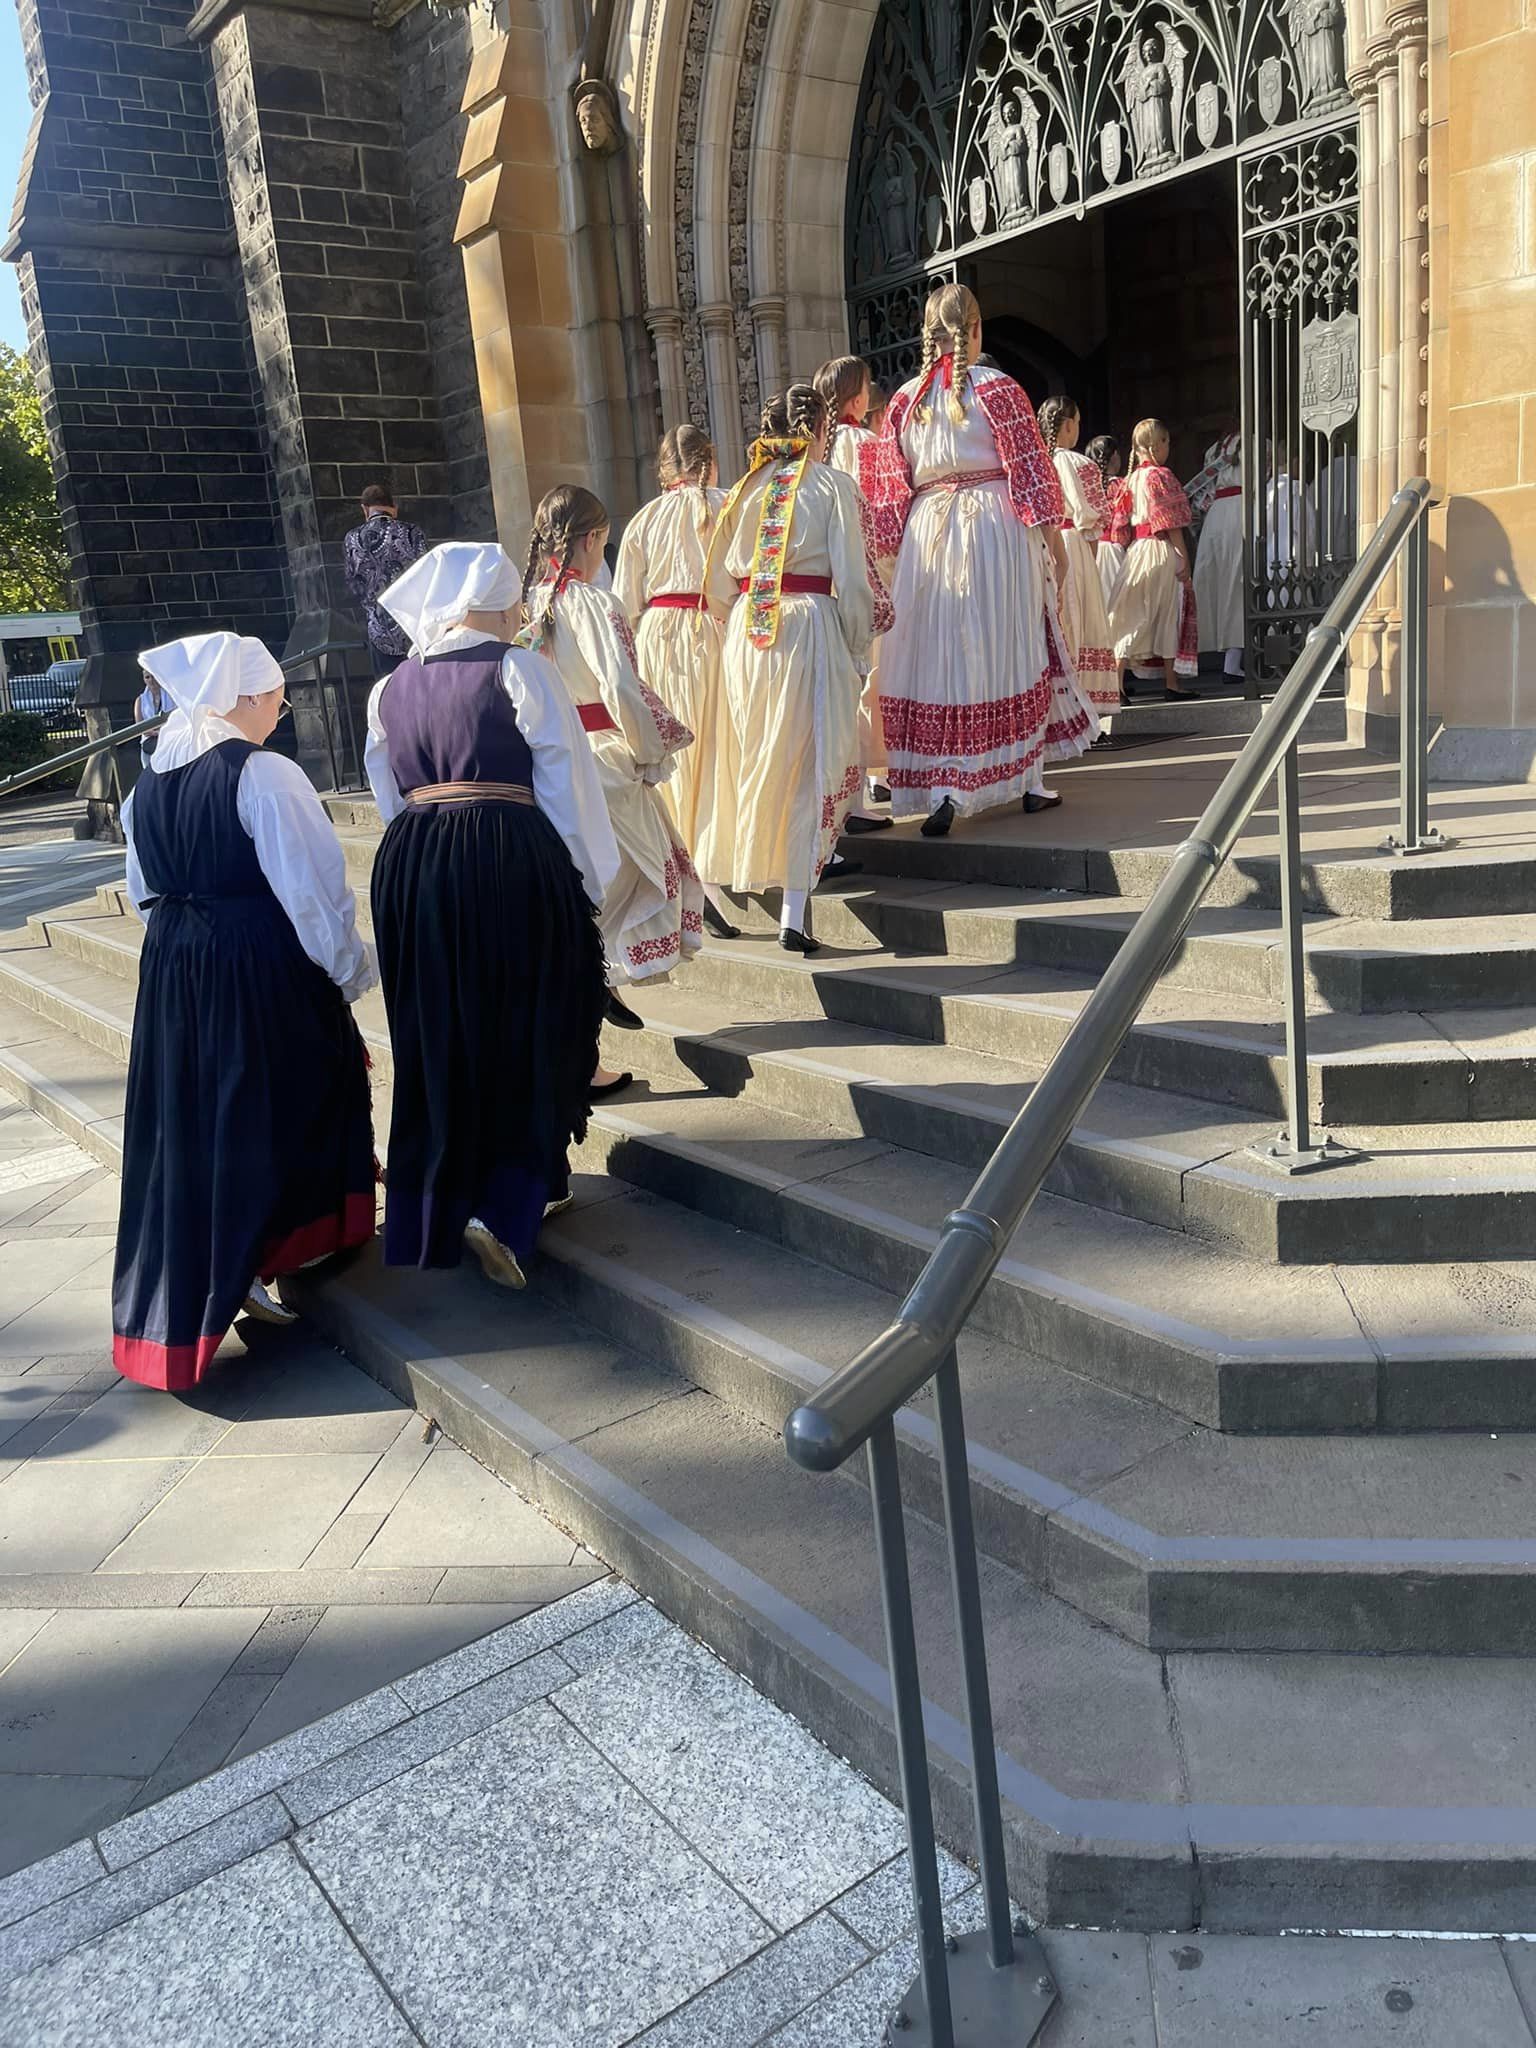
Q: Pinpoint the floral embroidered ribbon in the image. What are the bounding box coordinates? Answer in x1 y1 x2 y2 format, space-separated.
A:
699 433 812 651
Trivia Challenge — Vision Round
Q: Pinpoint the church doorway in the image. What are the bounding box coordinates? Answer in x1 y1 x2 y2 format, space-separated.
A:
845 0 1361 683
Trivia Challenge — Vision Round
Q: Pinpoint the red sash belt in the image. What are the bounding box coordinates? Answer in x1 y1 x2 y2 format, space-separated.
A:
647 592 705 610
578 701 620 734
1134 522 1173 540
1214 486 1241 501
914 467 1007 498
1060 518 1076 531
738 574 834 596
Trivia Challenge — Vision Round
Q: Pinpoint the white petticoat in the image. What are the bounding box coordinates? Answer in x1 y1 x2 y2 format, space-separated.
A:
1194 494 1244 651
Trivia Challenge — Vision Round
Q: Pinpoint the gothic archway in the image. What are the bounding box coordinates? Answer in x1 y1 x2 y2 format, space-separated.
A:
846 0 1360 677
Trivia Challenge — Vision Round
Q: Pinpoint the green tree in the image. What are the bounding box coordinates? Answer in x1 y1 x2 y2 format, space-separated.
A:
0 344 71 614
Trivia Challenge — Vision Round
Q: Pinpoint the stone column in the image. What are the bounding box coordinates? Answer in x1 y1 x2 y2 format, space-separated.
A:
454 26 592 559
647 307 690 430
699 301 745 478
750 293 788 406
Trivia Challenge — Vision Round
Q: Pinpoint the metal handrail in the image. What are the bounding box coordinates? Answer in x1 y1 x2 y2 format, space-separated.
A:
782 477 1439 2047
787 476 1436 1474
0 711 167 804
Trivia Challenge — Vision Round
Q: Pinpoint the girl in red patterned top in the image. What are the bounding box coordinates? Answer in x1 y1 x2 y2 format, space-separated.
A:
1108 418 1200 700
865 283 1095 838
523 486 705 1020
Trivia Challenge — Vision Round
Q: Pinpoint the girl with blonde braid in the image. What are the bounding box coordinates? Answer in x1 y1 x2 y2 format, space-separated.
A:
865 283 1094 837
1037 396 1120 724
815 353 895 821
613 426 741 935
524 486 704 1025
704 383 892 952
1109 417 1200 700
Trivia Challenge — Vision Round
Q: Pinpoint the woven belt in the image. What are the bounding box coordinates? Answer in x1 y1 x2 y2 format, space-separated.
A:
647 592 705 611
914 467 1007 498
1134 522 1176 540
1214 486 1241 500
405 781 535 807
577 701 619 733
736 574 834 596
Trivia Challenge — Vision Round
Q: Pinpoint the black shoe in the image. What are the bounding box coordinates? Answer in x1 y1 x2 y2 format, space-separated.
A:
702 899 741 939
779 927 819 954
920 797 956 838
590 1070 634 1099
604 990 644 1030
818 856 863 886
868 782 892 805
1023 790 1063 814
844 813 894 834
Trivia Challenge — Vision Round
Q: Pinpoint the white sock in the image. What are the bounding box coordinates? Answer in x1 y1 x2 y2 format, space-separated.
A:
702 881 732 917
781 887 809 934
1223 647 1245 676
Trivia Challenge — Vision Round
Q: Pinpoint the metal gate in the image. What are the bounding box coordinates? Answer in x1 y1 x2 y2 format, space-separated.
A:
1240 122 1360 683
845 0 1361 681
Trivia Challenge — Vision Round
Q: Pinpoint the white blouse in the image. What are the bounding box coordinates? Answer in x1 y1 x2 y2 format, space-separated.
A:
123 720 375 1005
613 486 726 618
363 629 620 911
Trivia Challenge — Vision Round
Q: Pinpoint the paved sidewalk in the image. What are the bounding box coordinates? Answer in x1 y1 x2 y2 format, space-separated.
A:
0 1101 607 1879
4 1578 1536 2046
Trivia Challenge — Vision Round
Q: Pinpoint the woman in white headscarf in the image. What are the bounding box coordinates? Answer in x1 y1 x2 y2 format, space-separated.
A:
365 541 618 1289
112 633 376 1390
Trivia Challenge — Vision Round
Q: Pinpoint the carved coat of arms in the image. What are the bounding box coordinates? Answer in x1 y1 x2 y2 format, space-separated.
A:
1100 119 1123 185
1256 55 1286 127
1299 311 1359 435
1048 141 1070 205
968 175 989 236
1195 81 1221 150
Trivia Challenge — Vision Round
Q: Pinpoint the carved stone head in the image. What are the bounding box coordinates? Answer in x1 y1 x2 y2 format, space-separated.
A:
574 77 623 156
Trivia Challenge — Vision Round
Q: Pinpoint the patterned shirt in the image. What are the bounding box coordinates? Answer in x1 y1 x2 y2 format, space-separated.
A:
343 513 429 657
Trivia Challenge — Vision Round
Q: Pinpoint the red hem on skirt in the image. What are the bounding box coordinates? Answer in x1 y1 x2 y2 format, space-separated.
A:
260 1191 377 1282
113 1331 224 1393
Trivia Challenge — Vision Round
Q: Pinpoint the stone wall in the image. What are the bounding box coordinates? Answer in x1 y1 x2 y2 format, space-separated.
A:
8 0 288 705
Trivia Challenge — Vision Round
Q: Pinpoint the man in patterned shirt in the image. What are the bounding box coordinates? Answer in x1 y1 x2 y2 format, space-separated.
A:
343 483 429 676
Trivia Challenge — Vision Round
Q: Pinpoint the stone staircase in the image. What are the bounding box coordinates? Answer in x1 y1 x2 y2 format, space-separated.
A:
5 719 1536 1934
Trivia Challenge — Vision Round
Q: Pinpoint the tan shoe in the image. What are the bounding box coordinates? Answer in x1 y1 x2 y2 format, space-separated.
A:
464 1217 526 1289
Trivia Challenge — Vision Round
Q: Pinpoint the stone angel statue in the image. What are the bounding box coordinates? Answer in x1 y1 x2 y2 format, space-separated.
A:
983 89 1042 232
1117 23 1189 176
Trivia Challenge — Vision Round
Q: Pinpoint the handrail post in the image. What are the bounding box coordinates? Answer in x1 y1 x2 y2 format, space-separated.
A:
1247 738 1355 1175
1383 509 1450 857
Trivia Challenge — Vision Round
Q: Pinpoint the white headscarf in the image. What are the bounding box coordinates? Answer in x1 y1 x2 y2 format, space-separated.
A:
138 632 284 770
379 541 523 659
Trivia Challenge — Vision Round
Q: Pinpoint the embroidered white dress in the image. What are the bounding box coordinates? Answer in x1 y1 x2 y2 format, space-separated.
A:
1109 463 1199 676
704 463 875 898
868 363 1096 820
1052 448 1119 717
825 419 890 785
613 484 736 880
538 577 705 984
1193 438 1244 652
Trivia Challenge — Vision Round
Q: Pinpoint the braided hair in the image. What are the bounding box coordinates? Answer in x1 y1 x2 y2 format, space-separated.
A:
657 424 714 492
1129 417 1171 470
814 355 870 468
1036 395 1078 458
1084 433 1120 494
759 382 828 448
915 282 981 424
522 484 609 637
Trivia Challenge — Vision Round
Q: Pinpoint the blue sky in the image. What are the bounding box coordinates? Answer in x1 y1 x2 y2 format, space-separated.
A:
1 3 29 351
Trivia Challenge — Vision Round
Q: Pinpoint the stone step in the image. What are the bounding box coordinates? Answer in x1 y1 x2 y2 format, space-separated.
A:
16 912 1536 1273
7 921 1536 1436
527 1173 1536 1659
283 1240 1536 1936
715 876 1536 1016
679 927 1536 1126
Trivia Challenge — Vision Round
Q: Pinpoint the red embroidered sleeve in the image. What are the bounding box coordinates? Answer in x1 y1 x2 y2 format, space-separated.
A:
1140 464 1193 534
974 375 1065 528
862 388 915 559
1105 476 1132 548
605 596 694 751
853 486 896 636
1074 453 1109 526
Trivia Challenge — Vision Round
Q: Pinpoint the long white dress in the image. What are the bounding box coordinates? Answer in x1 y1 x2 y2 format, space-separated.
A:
869 361 1096 820
1109 463 1198 677
613 483 736 880
537 577 705 984
825 417 890 785
704 461 877 898
1193 438 1244 653
1052 448 1119 717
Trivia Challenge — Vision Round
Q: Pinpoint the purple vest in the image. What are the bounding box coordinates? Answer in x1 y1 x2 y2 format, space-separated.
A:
382 643 535 794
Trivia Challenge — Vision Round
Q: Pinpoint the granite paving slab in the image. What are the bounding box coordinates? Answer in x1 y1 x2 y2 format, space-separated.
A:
356 1437 580 1570
0 1458 194 1574
631 1908 869 2048
299 1699 771 2047
99 1452 382 1573
0 1844 413 2048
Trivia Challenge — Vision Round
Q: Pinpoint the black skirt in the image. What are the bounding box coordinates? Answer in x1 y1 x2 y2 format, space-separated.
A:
113 894 377 1389
372 800 606 1267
